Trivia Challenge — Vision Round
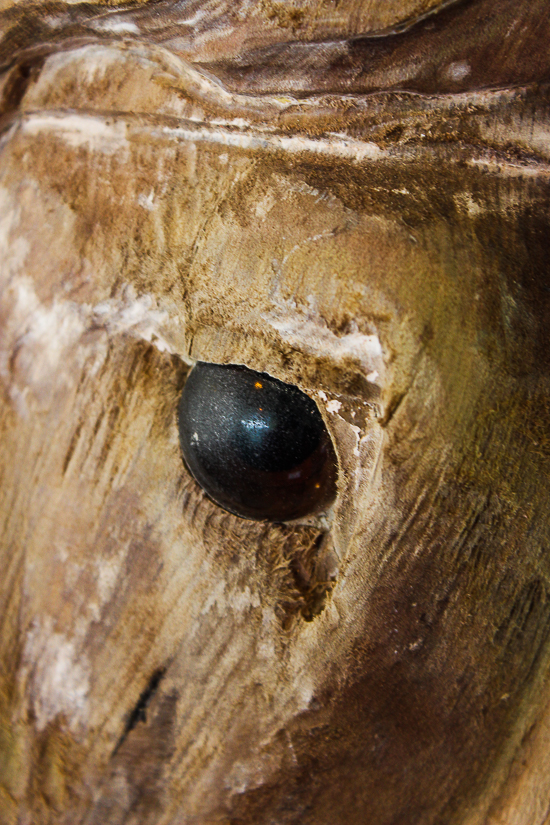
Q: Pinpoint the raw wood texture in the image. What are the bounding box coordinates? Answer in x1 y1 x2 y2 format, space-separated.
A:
1 1 550 823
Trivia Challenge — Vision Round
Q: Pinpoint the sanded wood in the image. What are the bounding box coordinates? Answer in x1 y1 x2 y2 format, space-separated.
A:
1 2 550 823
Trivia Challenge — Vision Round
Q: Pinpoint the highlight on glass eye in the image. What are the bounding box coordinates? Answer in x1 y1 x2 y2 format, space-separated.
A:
177 362 337 521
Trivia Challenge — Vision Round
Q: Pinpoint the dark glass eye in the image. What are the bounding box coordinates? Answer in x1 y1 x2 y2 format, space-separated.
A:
177 362 337 521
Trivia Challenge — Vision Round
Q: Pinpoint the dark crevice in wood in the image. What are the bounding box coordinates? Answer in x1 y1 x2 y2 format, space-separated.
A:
113 667 167 756
62 418 84 476
0 54 44 127
289 531 335 622
272 528 336 628
379 390 406 427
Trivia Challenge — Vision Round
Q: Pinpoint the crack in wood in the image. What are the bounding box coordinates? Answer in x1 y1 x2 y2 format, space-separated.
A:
113 667 167 757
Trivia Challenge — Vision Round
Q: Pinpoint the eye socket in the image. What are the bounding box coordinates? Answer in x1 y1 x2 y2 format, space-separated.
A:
177 362 338 521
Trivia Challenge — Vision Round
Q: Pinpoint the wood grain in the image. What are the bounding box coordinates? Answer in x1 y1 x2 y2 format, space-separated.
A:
0 2 550 823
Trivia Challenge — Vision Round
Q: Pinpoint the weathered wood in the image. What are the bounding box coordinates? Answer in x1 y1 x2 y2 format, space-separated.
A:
1 1 550 823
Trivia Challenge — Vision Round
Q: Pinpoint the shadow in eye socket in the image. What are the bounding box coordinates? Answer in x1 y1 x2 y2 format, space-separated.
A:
177 362 338 522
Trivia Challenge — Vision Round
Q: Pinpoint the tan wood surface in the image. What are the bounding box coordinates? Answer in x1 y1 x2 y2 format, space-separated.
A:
1 1 550 823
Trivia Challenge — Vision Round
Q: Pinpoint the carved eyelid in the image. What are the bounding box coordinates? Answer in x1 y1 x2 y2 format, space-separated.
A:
9 41 550 167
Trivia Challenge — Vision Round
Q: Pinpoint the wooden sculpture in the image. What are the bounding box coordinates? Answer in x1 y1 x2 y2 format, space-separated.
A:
1 0 550 822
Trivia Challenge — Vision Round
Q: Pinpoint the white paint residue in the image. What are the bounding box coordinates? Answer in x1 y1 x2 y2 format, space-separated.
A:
1 232 28 280
454 192 483 216
366 370 379 383
350 424 361 457
45 14 70 28
138 189 156 211
96 553 125 604
0 276 87 415
326 399 342 414
318 390 328 401
88 18 140 34
7 279 173 360
230 586 261 612
15 279 86 364
264 311 384 381
0 274 177 416
296 679 315 711
201 580 261 615
0 186 29 279
468 157 547 178
254 191 277 220
226 755 274 795
257 638 276 659
21 108 384 166
23 617 91 732
445 61 471 82
32 44 136 91
164 123 384 163
175 10 207 26
201 578 227 615
22 114 129 156
92 285 173 352
257 607 276 660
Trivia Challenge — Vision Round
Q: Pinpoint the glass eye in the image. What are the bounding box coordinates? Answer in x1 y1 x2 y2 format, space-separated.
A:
177 362 337 521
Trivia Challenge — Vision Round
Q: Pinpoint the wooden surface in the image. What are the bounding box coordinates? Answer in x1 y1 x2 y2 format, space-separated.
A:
1 1 550 823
